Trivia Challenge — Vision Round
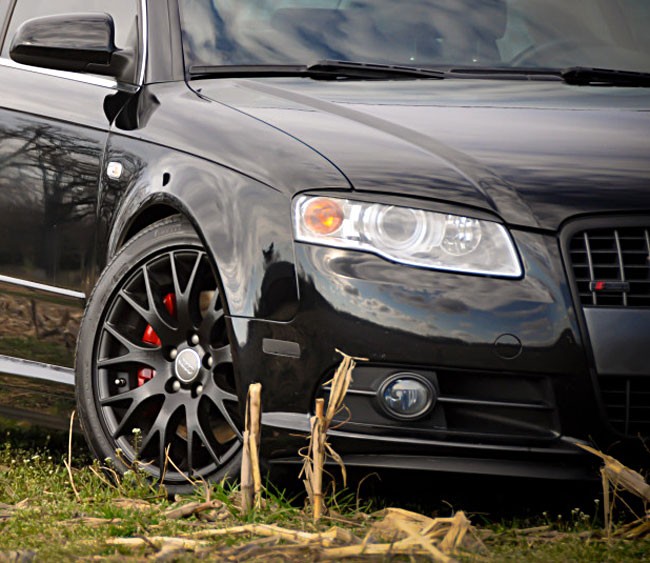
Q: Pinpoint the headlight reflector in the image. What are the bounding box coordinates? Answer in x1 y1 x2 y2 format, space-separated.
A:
441 215 482 256
294 196 522 277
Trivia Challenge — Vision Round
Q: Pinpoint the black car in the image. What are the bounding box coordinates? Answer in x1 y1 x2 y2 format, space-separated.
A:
0 0 649 493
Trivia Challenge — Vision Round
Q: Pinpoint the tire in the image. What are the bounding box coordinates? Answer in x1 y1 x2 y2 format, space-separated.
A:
76 216 242 495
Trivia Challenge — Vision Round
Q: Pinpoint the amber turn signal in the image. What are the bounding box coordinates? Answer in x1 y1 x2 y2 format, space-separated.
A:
303 198 344 235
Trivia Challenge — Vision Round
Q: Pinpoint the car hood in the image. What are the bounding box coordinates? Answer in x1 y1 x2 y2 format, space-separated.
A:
195 78 650 230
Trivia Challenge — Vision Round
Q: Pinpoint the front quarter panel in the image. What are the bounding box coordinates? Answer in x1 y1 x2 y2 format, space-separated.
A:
100 82 353 321
101 136 301 321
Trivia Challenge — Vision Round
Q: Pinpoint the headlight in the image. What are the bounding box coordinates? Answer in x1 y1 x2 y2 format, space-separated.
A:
293 196 522 278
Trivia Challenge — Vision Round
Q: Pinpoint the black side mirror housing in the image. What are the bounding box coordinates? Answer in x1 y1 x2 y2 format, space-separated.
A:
9 12 134 81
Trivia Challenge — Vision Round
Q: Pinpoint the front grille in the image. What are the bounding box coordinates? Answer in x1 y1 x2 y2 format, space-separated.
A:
600 376 650 436
569 226 650 307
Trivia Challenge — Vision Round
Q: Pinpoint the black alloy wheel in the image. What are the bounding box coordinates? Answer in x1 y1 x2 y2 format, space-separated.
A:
76 217 241 492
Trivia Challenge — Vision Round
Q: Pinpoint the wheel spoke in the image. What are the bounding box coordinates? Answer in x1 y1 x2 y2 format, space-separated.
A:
158 430 168 476
97 347 166 371
169 252 184 298
175 251 204 297
120 284 176 344
102 323 151 352
101 378 164 439
199 292 224 341
215 387 238 404
204 374 238 403
101 384 147 407
206 287 221 311
138 424 159 458
99 323 167 370
209 344 232 367
170 251 205 331
204 378 241 439
138 404 180 468
186 424 195 475
111 400 141 439
186 405 223 467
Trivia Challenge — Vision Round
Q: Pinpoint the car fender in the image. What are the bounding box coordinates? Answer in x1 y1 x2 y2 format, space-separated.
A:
99 143 302 321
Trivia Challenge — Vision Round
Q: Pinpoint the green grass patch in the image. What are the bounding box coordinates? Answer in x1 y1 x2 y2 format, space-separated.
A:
0 424 648 561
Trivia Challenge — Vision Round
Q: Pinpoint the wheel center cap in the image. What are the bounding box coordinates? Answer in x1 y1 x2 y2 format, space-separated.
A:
175 349 201 383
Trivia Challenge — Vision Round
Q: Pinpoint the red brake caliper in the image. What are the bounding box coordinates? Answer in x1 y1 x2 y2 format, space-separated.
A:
137 293 176 387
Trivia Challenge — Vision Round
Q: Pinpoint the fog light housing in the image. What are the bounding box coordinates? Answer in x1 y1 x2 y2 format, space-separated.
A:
379 373 435 420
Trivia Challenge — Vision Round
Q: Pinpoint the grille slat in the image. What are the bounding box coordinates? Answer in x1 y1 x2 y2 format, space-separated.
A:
600 377 650 436
569 227 650 308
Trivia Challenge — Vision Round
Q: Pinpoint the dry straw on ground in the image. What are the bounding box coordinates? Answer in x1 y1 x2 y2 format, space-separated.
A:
578 443 650 538
108 506 483 561
241 382 263 514
301 349 366 522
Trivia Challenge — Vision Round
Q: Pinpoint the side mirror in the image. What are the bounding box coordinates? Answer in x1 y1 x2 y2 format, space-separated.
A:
9 12 133 80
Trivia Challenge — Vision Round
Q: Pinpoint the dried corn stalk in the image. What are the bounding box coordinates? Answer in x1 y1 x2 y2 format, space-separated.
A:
578 443 650 534
301 350 366 522
363 507 479 561
241 383 263 514
111 507 483 561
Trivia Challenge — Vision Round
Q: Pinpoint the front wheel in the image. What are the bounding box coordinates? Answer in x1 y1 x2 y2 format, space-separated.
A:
76 216 241 494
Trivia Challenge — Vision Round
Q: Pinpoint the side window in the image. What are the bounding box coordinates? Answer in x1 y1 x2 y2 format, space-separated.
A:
1 0 138 58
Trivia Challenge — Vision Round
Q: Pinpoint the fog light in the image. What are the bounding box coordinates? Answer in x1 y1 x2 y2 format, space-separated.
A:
379 374 434 420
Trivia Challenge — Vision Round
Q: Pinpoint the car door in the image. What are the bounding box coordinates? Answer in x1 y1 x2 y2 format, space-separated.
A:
0 1 9 35
0 0 140 368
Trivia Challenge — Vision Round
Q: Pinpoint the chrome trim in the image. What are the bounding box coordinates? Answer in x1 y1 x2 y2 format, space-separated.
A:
0 275 86 300
139 0 148 86
0 354 75 386
261 412 569 453
0 57 119 89
437 397 552 411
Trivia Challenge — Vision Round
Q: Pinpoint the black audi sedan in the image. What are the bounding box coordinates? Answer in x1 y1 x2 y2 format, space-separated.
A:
0 0 649 493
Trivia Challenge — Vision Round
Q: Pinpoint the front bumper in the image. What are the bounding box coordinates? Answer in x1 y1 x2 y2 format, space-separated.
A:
229 227 638 479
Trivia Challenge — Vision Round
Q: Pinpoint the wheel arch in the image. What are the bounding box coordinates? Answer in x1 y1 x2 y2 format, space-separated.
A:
120 203 181 248
100 148 299 321
107 192 197 261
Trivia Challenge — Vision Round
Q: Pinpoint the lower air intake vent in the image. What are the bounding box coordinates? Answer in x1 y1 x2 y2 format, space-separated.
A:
600 376 650 437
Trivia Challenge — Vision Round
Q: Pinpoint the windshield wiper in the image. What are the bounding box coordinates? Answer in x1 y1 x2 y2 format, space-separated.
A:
306 60 445 80
189 61 650 86
560 67 650 87
424 66 650 86
444 67 564 81
189 60 445 81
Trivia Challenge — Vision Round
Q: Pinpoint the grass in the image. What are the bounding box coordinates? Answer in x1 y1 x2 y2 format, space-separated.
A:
488 536 649 562
0 337 72 366
0 422 648 561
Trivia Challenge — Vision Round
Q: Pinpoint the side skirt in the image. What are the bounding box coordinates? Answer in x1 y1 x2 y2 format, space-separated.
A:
0 355 76 432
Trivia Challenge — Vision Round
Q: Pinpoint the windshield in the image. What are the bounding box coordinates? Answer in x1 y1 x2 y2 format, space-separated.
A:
180 0 650 73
